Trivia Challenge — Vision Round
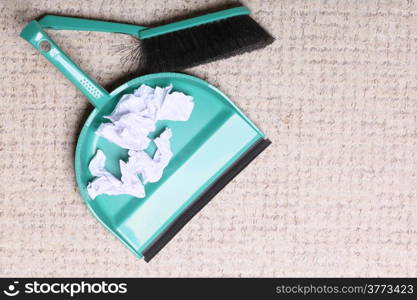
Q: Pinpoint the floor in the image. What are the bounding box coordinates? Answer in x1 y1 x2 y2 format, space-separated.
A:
1 0 417 276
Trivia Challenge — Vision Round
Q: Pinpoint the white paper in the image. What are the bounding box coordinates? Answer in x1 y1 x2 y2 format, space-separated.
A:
87 84 194 199
157 91 195 121
126 128 173 184
96 113 154 151
87 149 145 199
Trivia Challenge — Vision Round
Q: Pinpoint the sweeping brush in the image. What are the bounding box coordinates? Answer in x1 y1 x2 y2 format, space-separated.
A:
38 6 274 73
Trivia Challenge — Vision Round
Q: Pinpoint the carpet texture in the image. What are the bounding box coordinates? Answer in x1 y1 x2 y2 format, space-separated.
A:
1 0 417 277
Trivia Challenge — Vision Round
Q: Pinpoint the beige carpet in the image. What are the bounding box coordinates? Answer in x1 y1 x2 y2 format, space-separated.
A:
1 0 417 277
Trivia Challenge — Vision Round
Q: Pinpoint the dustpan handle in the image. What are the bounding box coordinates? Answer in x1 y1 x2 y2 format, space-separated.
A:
20 20 110 108
39 15 146 36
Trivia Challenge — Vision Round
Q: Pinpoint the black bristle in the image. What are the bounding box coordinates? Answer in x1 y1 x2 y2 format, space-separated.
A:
139 15 274 73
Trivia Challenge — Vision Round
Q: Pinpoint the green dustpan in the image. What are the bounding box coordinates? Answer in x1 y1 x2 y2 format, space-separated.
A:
20 20 270 261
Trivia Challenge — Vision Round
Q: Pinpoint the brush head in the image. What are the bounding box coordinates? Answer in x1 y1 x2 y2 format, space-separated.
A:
125 15 274 73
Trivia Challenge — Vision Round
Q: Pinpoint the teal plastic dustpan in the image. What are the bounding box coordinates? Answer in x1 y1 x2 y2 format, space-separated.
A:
20 20 270 261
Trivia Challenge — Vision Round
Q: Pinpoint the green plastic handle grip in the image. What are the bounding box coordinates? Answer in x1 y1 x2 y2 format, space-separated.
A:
20 21 110 108
39 15 146 36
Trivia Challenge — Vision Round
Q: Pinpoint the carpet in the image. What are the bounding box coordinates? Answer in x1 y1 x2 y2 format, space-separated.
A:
1 0 417 277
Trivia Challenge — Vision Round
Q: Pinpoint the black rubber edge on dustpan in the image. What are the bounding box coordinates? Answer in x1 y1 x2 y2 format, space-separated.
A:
142 137 271 262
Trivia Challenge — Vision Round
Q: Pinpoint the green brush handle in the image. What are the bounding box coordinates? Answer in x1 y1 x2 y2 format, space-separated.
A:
20 21 111 108
39 15 146 36
37 6 250 39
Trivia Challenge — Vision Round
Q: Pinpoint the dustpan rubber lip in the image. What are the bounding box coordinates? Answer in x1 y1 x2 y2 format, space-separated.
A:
142 137 271 262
